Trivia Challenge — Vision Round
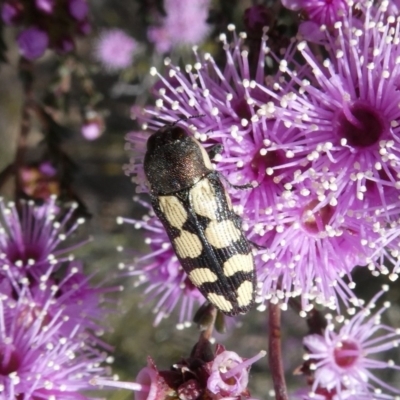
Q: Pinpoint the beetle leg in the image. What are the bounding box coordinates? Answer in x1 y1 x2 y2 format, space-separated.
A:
207 143 224 160
231 182 256 190
219 173 258 190
249 240 265 250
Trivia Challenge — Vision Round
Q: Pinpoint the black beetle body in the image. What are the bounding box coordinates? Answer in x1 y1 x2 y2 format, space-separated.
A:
144 125 255 316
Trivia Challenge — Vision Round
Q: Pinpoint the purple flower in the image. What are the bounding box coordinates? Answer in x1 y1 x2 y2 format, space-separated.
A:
68 0 88 21
127 30 292 211
92 340 264 400
124 129 149 192
0 286 110 398
259 3 400 218
0 198 85 280
387 0 400 15
125 28 361 310
92 358 168 400
294 387 366 400
16 261 116 339
208 350 266 397
1 1 22 25
301 287 400 398
118 197 204 327
38 161 57 177
127 4 400 314
147 26 174 54
17 27 49 60
247 2 400 300
255 181 378 310
148 0 211 53
94 29 138 72
0 198 116 342
81 112 105 140
35 0 54 14
81 121 102 140
281 0 349 26
0 198 115 398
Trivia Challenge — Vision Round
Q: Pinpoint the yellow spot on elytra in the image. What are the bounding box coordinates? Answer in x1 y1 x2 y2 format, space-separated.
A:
207 293 233 312
236 280 254 307
174 231 203 259
190 179 218 219
159 196 188 229
223 253 253 277
189 268 218 286
205 220 241 249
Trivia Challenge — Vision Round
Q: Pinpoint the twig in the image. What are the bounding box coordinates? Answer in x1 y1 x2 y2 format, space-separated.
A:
268 301 288 400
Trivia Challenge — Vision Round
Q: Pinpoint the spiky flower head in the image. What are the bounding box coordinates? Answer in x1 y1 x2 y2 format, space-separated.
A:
0 197 116 398
265 2 400 217
94 29 138 72
126 2 400 314
0 197 116 341
0 284 110 399
300 287 400 399
0 197 85 281
250 0 400 296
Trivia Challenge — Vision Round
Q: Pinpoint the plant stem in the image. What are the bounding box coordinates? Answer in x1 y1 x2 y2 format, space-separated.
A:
268 301 288 400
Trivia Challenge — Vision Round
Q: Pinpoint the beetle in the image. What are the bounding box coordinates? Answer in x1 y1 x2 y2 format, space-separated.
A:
143 122 256 316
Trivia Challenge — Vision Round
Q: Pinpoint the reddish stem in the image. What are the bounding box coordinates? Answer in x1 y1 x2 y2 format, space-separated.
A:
268 302 288 400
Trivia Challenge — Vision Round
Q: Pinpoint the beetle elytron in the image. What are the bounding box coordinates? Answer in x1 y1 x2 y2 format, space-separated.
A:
144 123 255 316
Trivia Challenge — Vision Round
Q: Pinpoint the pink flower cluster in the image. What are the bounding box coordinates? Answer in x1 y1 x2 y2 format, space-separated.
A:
93 339 265 400
93 29 138 72
0 197 113 398
147 0 212 53
299 288 400 399
125 1 400 321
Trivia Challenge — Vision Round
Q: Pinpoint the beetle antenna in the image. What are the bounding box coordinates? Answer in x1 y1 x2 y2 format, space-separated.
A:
171 114 206 127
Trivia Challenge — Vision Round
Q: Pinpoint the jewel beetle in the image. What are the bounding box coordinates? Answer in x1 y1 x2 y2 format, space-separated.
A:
143 122 256 316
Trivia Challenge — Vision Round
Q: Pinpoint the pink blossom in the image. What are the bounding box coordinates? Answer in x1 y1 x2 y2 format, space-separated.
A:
35 0 54 14
17 27 49 60
281 0 349 26
68 0 88 21
148 0 211 53
94 29 138 71
302 288 400 398
208 350 266 397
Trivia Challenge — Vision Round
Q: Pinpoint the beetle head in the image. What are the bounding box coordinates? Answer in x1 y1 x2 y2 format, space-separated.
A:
144 125 212 195
146 126 187 153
